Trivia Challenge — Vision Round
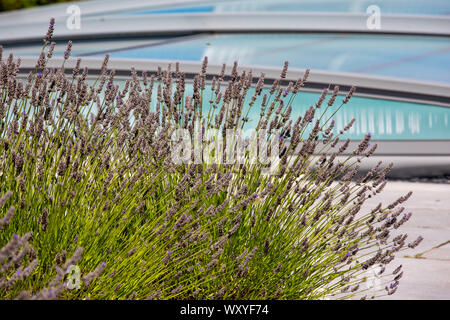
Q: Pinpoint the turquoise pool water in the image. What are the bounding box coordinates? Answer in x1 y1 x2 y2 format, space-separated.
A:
113 81 449 141
119 0 450 16
221 88 450 141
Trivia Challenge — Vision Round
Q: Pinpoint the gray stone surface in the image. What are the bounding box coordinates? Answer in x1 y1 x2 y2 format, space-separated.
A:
423 243 450 261
365 181 450 300
379 257 450 300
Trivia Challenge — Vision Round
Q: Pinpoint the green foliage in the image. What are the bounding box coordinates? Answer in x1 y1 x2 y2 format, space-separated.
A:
0 21 421 300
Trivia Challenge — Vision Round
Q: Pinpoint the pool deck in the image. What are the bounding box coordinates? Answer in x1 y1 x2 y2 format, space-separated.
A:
362 181 450 300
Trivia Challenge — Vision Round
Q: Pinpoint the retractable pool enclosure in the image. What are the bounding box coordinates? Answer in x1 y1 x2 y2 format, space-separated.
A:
1 0 449 177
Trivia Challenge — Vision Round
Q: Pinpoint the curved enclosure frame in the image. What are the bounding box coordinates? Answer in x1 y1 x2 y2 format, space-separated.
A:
1 0 449 177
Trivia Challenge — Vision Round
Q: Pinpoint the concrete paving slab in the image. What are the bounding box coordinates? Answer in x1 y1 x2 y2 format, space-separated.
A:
378 257 450 300
422 243 450 261
369 181 450 299
394 227 450 256
399 208 450 231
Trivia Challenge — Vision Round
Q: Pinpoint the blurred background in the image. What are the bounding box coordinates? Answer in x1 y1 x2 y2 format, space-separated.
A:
1 1 449 175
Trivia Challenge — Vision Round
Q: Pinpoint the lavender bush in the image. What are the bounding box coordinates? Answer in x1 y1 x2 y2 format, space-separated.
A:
0 19 422 300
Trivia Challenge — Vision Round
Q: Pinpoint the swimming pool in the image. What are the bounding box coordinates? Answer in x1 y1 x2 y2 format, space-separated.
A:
5 33 450 85
110 81 450 141
117 0 450 16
